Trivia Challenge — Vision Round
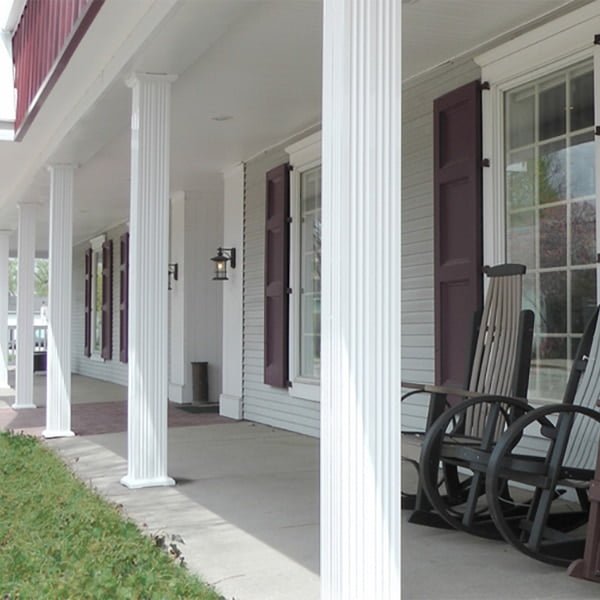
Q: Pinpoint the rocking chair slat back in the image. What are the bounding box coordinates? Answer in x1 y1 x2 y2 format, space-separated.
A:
464 267 525 438
563 307 600 470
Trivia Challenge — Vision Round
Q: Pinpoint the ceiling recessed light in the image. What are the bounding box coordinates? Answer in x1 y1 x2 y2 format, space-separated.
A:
211 115 233 122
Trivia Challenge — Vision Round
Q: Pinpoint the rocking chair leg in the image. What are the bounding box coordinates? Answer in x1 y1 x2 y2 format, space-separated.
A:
407 479 454 530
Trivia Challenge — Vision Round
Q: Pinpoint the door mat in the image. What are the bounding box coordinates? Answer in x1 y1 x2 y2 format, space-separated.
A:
175 403 220 414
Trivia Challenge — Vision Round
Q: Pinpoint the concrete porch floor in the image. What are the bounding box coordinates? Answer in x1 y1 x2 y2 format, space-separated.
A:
402 463 599 599
0 373 320 600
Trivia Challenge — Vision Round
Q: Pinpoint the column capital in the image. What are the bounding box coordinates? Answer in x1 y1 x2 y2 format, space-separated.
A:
46 163 78 173
125 72 178 89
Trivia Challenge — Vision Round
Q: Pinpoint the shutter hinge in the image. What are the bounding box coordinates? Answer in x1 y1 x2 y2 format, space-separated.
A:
288 165 294 172
480 81 490 91
286 216 293 223
596 253 600 263
286 288 292 294
287 380 293 388
481 158 490 168
594 34 600 45
595 126 600 136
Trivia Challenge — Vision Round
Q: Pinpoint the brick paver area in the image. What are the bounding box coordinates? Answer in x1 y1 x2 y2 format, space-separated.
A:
0 402 232 437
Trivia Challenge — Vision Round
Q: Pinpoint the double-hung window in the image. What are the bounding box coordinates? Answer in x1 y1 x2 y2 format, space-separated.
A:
478 11 600 401
287 133 321 401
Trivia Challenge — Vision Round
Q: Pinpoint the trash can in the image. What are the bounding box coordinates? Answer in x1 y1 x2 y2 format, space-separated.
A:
191 361 209 404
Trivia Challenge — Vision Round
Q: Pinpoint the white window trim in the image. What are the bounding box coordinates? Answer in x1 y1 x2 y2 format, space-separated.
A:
89 233 106 362
476 7 600 403
286 131 321 402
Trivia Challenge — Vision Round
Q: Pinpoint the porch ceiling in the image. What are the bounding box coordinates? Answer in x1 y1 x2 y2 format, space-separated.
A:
403 0 596 81
0 0 595 253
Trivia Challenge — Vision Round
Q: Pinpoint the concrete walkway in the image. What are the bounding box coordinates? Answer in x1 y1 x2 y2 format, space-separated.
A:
402 463 600 599
0 372 320 600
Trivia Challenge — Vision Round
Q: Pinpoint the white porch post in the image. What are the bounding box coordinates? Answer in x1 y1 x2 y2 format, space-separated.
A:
0 231 10 388
44 164 75 438
321 1 400 599
122 73 176 489
13 203 36 409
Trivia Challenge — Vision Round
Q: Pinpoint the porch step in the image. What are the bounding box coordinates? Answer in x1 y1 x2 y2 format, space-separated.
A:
175 402 220 414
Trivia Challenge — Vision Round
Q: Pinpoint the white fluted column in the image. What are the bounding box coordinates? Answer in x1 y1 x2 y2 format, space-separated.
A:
14 203 37 409
0 231 10 388
44 165 75 438
122 73 176 489
321 2 400 599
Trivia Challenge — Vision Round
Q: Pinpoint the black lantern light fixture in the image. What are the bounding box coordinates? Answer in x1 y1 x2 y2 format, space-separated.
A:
211 247 236 281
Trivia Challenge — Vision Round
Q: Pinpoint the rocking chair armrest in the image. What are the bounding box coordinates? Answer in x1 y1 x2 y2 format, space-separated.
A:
401 381 485 402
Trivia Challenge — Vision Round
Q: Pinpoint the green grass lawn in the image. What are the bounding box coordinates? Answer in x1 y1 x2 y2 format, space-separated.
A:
0 432 223 599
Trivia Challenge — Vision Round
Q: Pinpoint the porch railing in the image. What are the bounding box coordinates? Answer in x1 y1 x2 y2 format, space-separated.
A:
12 0 105 139
7 324 47 366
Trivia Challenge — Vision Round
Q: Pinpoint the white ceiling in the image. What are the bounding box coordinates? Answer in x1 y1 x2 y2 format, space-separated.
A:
0 0 596 253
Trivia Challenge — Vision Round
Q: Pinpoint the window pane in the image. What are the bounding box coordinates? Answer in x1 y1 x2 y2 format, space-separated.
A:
507 88 534 149
539 205 566 268
508 210 535 270
539 140 567 205
299 166 321 379
570 70 594 131
539 80 566 141
507 148 535 209
571 200 596 265
571 269 597 333
569 132 595 199
539 271 567 333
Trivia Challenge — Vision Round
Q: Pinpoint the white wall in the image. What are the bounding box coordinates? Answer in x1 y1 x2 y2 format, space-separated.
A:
182 185 224 405
220 164 244 418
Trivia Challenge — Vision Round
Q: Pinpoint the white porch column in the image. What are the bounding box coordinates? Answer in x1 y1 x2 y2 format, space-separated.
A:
44 164 75 438
321 1 400 599
220 164 243 419
122 73 176 489
0 231 10 388
13 203 36 409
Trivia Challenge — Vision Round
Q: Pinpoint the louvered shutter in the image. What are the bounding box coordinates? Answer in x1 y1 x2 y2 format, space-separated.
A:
84 247 92 357
119 232 129 363
101 239 113 360
264 163 290 387
434 80 483 392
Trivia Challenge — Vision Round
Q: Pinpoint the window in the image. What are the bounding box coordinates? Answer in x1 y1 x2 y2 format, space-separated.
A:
287 133 321 401
84 234 113 360
504 61 596 400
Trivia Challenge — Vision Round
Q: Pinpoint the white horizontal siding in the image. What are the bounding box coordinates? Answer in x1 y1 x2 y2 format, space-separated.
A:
243 129 321 438
72 222 128 387
401 57 481 432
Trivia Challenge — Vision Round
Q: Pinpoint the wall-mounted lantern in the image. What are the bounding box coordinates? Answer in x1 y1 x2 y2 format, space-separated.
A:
211 247 236 281
168 263 178 290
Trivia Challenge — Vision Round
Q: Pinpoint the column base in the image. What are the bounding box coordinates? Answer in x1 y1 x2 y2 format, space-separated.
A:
219 393 243 420
43 429 75 439
120 475 176 489
12 402 36 410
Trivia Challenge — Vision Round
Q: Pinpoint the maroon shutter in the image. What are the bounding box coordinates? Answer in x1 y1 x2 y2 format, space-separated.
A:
119 232 129 363
264 163 290 387
84 247 92 357
434 80 483 394
101 239 113 360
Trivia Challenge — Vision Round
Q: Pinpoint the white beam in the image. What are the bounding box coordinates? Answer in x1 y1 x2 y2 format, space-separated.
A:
44 164 75 438
321 1 400 598
14 202 36 409
122 73 176 489
0 230 10 387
